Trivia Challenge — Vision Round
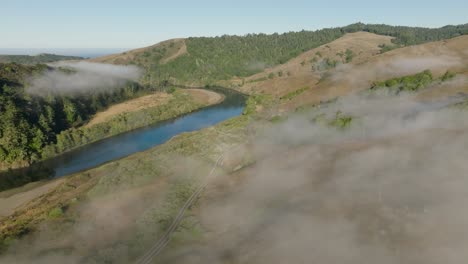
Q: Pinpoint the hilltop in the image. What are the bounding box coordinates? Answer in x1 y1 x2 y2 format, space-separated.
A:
231 32 468 112
90 23 468 86
91 38 187 66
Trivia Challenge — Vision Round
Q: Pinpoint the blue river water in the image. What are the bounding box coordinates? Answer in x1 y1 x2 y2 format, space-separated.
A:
53 103 243 177
0 88 245 191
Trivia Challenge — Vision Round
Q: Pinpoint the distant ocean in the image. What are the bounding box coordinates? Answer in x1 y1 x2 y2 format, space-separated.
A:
0 48 129 58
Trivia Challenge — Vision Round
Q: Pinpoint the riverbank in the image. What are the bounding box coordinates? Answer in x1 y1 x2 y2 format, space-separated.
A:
0 91 253 257
40 88 225 158
0 179 65 218
185 88 225 105
0 88 225 174
85 89 224 128
0 87 241 218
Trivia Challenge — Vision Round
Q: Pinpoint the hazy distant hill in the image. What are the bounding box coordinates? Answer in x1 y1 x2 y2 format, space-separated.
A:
0 53 83 64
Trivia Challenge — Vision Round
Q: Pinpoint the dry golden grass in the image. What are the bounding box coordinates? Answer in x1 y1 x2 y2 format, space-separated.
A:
231 32 393 97
185 88 225 105
281 34 468 111
224 32 467 112
86 89 223 127
85 92 172 127
90 39 187 66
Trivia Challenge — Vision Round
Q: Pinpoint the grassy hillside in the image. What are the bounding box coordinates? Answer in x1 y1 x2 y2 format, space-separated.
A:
95 23 468 85
234 31 393 96
277 34 468 112
91 39 186 66
0 53 83 64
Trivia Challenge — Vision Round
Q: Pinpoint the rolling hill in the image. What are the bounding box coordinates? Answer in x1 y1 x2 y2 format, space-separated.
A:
90 23 468 86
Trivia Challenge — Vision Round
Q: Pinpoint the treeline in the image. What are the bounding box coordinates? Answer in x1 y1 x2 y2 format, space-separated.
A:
0 53 83 64
343 23 468 46
142 23 467 84
148 28 344 83
0 63 156 167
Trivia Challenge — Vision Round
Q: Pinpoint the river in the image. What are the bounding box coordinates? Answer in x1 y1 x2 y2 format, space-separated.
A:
0 87 246 191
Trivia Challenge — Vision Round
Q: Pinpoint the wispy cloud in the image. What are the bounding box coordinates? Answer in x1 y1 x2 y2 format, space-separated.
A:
27 62 142 96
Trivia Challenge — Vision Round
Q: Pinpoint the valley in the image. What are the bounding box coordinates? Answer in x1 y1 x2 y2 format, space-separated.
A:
1 22 468 263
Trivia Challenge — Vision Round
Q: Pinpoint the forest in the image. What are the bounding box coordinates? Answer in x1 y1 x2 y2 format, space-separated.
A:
144 23 468 84
0 63 155 168
0 53 83 64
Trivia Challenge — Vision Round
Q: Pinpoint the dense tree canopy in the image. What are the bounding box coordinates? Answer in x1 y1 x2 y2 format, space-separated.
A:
0 63 151 166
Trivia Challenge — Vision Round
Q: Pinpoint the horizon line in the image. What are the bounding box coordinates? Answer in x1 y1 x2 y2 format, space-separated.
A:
1 21 466 51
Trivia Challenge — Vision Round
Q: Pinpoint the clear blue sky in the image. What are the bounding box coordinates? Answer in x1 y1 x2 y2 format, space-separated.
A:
1 0 467 50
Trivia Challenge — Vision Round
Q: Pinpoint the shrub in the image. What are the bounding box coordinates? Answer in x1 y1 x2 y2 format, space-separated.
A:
370 70 433 93
441 71 456 81
280 86 310 101
48 207 64 219
167 86 176 93
345 49 354 63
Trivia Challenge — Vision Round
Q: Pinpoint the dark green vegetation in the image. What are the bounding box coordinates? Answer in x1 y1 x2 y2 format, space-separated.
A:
308 109 354 130
327 111 353 129
0 63 159 168
440 70 457 81
370 70 458 94
280 86 311 101
0 54 83 64
345 48 354 63
346 23 468 46
378 43 402 53
370 70 434 93
138 23 467 84
0 62 50 87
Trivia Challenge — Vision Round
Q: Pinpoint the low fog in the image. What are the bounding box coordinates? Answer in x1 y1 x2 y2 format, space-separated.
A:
27 61 142 96
4 59 468 263
163 93 468 264
330 54 464 89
